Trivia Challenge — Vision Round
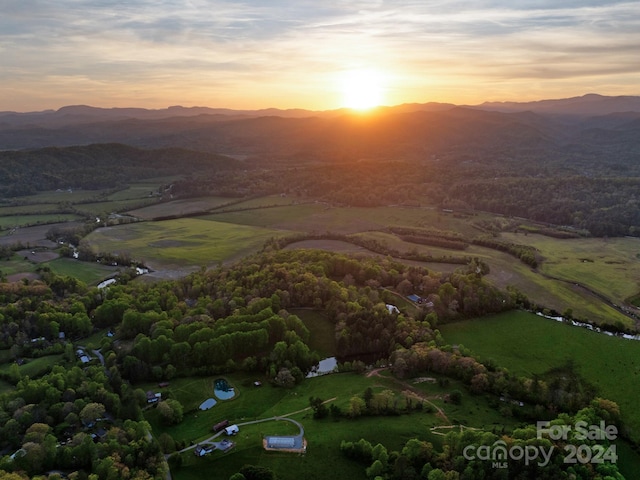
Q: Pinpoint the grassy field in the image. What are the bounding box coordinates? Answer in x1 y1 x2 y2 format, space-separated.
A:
84 218 287 269
0 204 63 215
45 257 118 286
0 213 81 229
127 196 235 220
439 310 640 442
157 371 523 480
0 354 64 379
501 233 640 305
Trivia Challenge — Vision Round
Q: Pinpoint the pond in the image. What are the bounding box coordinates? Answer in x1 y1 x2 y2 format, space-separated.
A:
199 398 217 410
214 378 236 400
306 357 338 378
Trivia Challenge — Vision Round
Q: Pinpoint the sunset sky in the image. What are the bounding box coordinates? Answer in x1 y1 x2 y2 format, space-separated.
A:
2 0 639 112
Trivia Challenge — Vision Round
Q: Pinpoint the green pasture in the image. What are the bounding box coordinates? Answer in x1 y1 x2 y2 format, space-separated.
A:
3 189 108 204
501 233 640 305
439 310 640 442
210 204 478 236
207 204 325 230
0 204 63 216
84 218 286 268
167 370 525 480
44 257 118 286
73 199 158 217
0 213 81 229
0 257 37 276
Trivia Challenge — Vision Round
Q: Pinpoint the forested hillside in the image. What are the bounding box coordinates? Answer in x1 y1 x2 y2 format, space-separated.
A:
0 144 238 196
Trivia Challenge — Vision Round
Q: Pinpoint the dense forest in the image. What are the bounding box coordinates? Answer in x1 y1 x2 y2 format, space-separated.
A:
0 144 239 196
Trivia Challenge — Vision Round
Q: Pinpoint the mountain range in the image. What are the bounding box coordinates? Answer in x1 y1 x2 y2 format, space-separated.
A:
0 94 639 163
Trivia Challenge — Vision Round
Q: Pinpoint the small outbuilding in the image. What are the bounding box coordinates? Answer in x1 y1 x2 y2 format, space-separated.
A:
224 424 239 436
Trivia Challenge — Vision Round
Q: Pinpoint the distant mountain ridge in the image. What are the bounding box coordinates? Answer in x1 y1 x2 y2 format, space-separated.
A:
0 94 639 160
2 93 639 123
473 93 640 116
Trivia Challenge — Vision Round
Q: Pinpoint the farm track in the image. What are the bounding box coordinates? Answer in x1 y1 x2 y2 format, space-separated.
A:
175 397 337 456
366 368 450 424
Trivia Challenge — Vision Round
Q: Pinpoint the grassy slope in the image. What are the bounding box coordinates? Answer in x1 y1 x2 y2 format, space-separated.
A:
501 233 640 304
439 310 640 442
157 371 522 480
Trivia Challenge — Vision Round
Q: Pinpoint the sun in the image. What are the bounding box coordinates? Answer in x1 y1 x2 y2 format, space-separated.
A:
340 68 386 111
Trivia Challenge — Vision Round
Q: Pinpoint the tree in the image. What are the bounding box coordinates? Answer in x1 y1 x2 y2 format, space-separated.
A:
157 399 183 425
309 396 328 419
80 402 105 426
348 396 366 418
274 368 295 388
238 464 276 480
366 459 386 478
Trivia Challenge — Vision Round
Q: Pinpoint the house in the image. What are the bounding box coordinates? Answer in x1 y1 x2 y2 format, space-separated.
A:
224 424 239 436
146 391 162 404
76 348 91 364
386 304 400 314
194 444 216 457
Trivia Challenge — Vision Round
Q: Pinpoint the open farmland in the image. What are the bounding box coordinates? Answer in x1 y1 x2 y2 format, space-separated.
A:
44 257 119 285
439 310 640 442
84 217 288 271
128 196 236 220
501 233 640 306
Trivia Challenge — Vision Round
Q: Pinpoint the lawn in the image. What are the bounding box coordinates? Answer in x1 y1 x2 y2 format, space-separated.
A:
157 370 526 480
439 310 640 442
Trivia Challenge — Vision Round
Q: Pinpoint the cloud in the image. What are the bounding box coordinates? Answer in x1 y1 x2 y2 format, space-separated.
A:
1 0 639 110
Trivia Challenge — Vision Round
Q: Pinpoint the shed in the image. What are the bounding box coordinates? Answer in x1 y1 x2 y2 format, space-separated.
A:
224 424 239 436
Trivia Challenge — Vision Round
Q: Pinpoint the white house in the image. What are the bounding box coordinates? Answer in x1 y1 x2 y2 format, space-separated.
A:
224 424 239 436
386 304 400 314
